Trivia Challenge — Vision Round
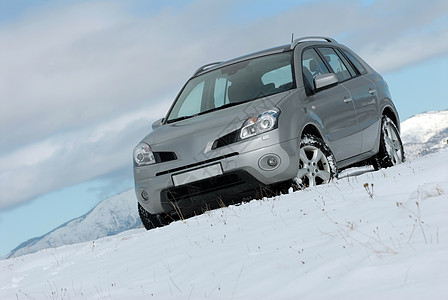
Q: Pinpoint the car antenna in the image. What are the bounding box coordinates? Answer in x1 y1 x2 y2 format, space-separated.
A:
291 33 294 44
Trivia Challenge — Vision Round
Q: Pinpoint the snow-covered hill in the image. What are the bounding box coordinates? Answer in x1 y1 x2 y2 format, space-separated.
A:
6 110 447 259
7 190 141 258
401 110 448 160
1 150 447 299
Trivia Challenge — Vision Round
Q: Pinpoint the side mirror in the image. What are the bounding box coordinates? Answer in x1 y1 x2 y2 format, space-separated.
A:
314 73 338 91
152 118 164 130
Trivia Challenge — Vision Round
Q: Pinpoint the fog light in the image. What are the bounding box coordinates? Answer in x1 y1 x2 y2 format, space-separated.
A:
141 190 149 201
267 157 278 167
258 154 281 171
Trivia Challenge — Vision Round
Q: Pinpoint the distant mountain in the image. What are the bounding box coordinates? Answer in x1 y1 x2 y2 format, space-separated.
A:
401 110 448 160
7 190 141 258
6 110 447 258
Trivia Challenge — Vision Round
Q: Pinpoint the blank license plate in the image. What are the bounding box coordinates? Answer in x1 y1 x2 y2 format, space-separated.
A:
172 163 223 186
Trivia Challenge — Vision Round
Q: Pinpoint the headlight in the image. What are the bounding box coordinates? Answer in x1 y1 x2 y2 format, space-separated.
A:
133 143 156 166
240 109 279 140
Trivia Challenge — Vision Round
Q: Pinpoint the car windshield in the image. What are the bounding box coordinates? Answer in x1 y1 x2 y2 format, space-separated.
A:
166 52 294 123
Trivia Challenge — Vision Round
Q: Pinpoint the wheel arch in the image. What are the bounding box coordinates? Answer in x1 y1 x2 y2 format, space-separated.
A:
381 106 400 132
301 123 323 139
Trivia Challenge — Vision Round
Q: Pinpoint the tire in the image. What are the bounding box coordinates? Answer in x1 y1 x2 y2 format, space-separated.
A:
138 203 169 230
294 134 338 188
372 116 405 170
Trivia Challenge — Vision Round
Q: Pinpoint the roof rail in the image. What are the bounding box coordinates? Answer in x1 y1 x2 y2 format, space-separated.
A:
290 36 337 49
194 62 222 76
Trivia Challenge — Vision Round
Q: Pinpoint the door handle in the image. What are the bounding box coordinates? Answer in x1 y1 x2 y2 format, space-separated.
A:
343 97 352 103
369 88 376 95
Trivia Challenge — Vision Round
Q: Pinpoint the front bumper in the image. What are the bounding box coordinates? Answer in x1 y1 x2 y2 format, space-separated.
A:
134 135 300 216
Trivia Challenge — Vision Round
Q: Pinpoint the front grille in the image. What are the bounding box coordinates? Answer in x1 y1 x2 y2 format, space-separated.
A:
159 170 291 218
159 170 266 216
156 152 239 176
164 172 246 203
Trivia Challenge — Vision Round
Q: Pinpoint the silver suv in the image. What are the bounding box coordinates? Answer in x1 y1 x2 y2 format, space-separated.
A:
133 36 404 229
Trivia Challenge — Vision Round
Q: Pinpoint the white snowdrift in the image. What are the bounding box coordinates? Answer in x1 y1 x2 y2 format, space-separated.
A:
1 150 447 299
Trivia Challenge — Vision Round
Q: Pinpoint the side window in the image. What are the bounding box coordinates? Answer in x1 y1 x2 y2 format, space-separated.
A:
317 47 353 82
342 49 367 74
302 48 330 90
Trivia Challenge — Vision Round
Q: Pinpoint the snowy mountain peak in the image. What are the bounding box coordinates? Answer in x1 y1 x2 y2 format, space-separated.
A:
401 110 448 144
7 190 141 258
401 110 448 160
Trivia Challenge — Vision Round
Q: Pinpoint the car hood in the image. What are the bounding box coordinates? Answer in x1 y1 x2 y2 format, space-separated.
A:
142 92 290 148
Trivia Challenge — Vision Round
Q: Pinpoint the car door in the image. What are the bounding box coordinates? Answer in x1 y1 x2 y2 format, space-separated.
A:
302 48 361 161
338 48 380 153
319 47 380 154
317 46 382 157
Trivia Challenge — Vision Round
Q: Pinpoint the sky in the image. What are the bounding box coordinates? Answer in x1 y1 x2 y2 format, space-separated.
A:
0 0 447 257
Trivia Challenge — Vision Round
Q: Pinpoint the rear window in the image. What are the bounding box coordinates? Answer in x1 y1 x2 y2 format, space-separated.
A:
342 49 367 74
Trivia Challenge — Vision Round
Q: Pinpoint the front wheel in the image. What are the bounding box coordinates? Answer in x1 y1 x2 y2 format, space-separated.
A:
138 203 170 230
294 134 338 188
372 116 405 170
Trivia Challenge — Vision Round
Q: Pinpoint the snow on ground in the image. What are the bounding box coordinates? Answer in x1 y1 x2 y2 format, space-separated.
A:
7 110 447 259
1 150 447 299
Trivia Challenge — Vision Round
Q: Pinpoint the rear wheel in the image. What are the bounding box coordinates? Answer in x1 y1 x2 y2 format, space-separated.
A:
294 134 337 188
138 203 170 230
372 116 405 170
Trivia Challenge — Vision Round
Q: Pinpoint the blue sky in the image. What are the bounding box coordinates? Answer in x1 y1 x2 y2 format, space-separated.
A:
0 0 447 257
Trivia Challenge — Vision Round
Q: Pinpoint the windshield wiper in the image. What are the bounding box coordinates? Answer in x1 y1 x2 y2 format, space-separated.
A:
166 114 197 124
167 101 247 123
198 101 248 116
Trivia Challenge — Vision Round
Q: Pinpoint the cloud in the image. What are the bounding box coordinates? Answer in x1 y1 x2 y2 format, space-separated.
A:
1 0 447 210
0 100 170 209
236 0 448 73
0 2 172 151
337 0 448 72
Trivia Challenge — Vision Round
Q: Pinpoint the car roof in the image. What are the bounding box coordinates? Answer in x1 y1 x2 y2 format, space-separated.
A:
193 36 339 76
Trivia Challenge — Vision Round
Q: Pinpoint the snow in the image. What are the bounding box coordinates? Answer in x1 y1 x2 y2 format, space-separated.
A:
7 110 448 259
401 110 448 144
1 150 447 299
401 110 448 160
